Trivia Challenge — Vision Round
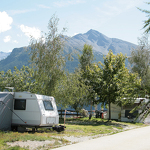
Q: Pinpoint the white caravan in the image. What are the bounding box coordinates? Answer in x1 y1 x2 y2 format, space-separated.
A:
0 92 64 132
106 98 150 123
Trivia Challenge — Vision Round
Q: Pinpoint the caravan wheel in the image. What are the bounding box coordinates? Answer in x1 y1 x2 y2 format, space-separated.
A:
18 126 26 132
32 128 35 132
53 125 66 132
11 126 17 131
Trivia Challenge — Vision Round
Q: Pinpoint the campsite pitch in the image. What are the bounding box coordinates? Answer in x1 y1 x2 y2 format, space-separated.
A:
0 118 145 150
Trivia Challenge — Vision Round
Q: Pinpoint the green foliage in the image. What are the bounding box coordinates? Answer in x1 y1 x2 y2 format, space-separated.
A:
129 36 150 120
0 66 36 92
6 146 26 150
53 71 89 110
128 36 150 120
28 15 92 109
78 44 96 112
138 2 150 33
29 14 67 96
78 44 94 72
128 36 150 94
86 50 141 120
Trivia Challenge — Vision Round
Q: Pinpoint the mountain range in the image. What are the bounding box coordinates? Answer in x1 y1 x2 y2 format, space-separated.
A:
0 29 136 72
0 52 11 61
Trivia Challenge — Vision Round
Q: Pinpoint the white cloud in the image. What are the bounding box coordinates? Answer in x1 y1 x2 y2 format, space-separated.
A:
17 34 22 37
3 35 11 42
116 0 143 9
10 9 36 15
95 0 143 23
19 24 41 40
13 40 18 44
0 11 13 33
8 49 13 52
73 33 79 36
38 4 51 9
54 0 85 7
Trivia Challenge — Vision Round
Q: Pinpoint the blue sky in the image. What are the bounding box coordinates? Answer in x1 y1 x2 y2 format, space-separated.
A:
0 0 149 52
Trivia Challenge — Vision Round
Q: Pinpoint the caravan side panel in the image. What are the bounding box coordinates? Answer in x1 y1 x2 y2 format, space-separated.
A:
12 92 41 126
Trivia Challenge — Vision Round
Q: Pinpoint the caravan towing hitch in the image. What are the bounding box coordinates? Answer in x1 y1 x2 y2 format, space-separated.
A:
53 125 66 132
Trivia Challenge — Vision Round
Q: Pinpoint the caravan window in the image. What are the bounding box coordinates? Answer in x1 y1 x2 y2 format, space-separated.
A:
14 99 26 110
125 110 138 118
43 100 53 111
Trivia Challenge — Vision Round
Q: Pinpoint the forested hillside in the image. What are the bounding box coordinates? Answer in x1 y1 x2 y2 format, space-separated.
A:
0 29 136 72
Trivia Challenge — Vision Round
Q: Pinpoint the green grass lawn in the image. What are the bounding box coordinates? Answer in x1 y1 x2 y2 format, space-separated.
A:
0 118 146 150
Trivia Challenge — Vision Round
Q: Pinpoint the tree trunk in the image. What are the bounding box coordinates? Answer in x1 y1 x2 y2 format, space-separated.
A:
89 101 93 120
94 104 97 111
90 103 92 115
109 100 111 120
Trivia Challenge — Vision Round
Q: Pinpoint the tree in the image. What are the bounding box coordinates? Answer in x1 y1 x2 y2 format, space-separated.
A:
52 44 94 111
78 44 96 116
87 50 141 120
129 3 150 121
53 71 89 111
138 2 150 33
30 14 67 96
0 66 35 92
128 36 150 94
0 71 5 90
78 44 94 71
128 36 150 121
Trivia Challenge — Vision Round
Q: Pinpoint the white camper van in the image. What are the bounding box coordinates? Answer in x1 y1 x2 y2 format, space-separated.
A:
0 92 64 132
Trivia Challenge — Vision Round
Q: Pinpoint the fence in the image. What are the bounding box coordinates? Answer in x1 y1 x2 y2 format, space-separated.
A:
58 110 80 118
58 109 107 118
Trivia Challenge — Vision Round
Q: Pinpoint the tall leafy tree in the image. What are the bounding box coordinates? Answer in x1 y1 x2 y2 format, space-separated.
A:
128 36 150 121
78 44 94 71
128 36 150 94
30 14 67 96
130 3 150 121
87 50 141 120
78 44 96 115
53 71 89 111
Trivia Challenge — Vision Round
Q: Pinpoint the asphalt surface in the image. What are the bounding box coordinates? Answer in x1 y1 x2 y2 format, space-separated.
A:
52 125 150 150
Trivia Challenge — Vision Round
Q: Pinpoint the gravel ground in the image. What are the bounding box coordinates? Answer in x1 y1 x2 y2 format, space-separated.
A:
6 135 105 150
6 125 137 150
7 140 55 150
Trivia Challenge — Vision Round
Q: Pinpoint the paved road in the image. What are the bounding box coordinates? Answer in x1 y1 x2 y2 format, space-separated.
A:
53 126 150 150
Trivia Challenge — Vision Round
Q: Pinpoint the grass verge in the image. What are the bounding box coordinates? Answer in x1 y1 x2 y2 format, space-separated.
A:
0 118 146 150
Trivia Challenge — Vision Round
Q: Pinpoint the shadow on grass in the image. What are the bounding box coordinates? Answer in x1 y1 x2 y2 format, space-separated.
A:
7 117 140 134
60 117 135 128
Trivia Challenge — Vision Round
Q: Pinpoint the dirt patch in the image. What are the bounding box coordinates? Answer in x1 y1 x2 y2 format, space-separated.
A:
7 140 55 150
